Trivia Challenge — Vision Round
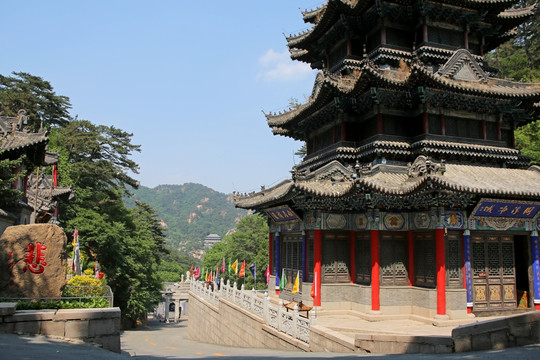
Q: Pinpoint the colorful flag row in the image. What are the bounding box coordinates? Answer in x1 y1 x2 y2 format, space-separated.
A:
278 269 300 294
191 260 272 285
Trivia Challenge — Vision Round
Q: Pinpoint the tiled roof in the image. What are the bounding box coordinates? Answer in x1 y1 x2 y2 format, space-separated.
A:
26 173 72 213
43 151 60 166
0 131 48 152
234 158 540 209
497 4 536 19
234 180 295 209
411 139 520 160
0 113 48 153
266 50 540 135
287 0 526 61
431 164 540 197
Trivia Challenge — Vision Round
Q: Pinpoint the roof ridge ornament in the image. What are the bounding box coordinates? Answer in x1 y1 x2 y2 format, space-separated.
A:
408 155 446 179
529 164 540 174
437 49 488 83
16 109 28 131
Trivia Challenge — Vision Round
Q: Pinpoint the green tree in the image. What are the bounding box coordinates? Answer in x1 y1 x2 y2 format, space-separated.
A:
1 72 178 327
49 120 140 192
515 120 540 164
49 119 164 327
0 155 24 208
295 144 307 158
0 72 71 130
484 2 540 163
203 214 269 289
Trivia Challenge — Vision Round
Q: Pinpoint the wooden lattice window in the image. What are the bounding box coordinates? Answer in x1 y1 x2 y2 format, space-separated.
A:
355 231 371 285
414 231 436 288
380 232 409 286
446 230 463 288
307 232 314 282
280 232 303 294
322 231 350 283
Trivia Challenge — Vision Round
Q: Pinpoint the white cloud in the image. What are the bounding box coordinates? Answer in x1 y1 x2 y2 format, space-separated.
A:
257 49 314 82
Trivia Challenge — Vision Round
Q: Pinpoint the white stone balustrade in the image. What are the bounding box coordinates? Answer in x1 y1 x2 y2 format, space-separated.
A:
190 277 312 343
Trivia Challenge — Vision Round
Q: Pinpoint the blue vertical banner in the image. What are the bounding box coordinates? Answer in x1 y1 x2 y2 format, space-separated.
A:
275 232 280 290
302 230 306 282
463 230 473 307
531 231 540 305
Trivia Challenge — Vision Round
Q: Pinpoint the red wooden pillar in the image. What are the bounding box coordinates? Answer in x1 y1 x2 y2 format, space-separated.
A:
23 175 29 196
511 123 516 148
326 53 330 71
481 119 487 140
408 230 414 286
440 114 446 136
313 229 322 306
371 230 380 311
462 231 472 313
436 228 446 315
422 112 429 134
377 113 383 134
350 231 356 284
53 164 58 188
11 168 20 189
269 232 273 275
341 122 347 141
422 23 428 43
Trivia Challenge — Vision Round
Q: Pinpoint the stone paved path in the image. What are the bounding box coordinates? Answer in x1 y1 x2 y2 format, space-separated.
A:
1 315 540 359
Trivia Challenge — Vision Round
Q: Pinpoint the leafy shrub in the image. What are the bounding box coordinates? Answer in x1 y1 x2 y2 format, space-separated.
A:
15 298 110 310
83 268 94 276
63 275 105 297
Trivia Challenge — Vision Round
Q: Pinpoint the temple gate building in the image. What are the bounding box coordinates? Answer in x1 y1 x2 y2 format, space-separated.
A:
235 0 540 319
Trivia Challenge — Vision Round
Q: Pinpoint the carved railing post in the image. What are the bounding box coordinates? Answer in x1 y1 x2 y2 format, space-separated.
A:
264 291 269 323
278 300 283 332
293 304 299 339
310 306 317 326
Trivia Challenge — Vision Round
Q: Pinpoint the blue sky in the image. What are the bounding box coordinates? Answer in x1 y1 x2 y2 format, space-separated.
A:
2 1 323 194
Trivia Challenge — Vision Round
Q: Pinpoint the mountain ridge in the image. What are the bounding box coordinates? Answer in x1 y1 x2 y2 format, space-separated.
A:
124 182 247 258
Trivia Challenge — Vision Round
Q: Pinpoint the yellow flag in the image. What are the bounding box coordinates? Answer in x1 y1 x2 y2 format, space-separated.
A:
231 260 238 274
292 271 300 294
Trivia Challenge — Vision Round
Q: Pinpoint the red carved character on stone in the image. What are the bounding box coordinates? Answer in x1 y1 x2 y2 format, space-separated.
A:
23 242 47 274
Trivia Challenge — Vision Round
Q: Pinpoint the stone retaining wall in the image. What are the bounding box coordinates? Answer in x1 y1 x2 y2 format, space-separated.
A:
452 311 540 352
188 291 309 351
190 288 540 354
0 303 121 353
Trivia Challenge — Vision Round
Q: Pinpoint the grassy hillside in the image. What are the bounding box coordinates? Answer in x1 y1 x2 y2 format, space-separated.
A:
124 183 247 258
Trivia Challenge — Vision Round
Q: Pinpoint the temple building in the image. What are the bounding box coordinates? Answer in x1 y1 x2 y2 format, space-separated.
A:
235 0 540 319
0 110 71 233
204 233 222 248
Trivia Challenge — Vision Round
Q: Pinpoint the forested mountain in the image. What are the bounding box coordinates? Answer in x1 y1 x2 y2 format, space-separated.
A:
124 183 247 258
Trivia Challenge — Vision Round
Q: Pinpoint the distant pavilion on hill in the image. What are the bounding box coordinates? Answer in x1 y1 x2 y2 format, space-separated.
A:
204 234 222 248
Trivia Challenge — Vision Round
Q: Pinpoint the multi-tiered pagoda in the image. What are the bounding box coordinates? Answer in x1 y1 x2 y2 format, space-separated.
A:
235 0 540 319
